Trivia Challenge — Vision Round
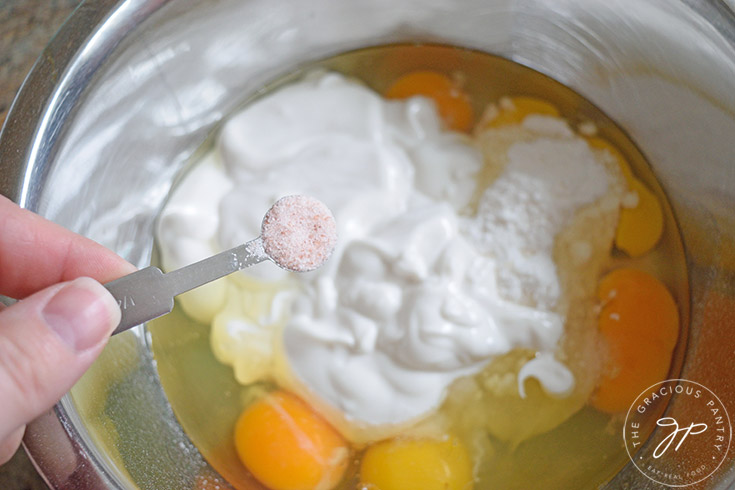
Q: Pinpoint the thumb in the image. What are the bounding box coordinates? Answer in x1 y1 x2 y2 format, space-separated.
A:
0 277 120 443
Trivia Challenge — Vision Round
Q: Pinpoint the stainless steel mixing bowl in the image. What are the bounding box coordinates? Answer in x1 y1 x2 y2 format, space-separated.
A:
1 0 734 488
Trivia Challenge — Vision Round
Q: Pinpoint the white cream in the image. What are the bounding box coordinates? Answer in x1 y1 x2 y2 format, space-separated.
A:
156 72 607 435
285 201 565 426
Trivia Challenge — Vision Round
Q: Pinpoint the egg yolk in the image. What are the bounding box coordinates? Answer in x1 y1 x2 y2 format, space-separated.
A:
385 70 474 132
234 390 349 490
359 436 474 490
586 137 664 257
480 95 560 128
591 268 679 414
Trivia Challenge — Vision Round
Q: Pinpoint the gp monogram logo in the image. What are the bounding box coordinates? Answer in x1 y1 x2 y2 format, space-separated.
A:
652 417 708 459
624 379 732 487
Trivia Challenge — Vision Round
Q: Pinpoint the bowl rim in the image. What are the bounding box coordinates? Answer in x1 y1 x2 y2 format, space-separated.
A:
0 0 171 211
2 0 735 489
0 0 170 487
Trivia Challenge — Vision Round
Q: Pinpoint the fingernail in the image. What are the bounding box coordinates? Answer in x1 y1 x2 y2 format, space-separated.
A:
42 277 121 352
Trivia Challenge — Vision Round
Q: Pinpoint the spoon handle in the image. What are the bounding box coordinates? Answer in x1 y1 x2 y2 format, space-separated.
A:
105 238 267 335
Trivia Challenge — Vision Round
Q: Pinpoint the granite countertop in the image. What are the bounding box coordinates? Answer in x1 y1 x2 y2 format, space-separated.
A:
0 2 83 488
0 0 80 126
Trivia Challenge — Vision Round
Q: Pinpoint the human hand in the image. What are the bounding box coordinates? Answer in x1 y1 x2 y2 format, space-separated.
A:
0 194 135 464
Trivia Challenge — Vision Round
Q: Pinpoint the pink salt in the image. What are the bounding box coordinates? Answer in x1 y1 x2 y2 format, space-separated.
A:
261 195 338 272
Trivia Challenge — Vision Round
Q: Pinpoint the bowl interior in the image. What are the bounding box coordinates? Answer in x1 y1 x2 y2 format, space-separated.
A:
4 0 735 488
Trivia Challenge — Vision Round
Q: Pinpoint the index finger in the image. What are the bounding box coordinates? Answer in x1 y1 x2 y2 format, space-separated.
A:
0 195 136 299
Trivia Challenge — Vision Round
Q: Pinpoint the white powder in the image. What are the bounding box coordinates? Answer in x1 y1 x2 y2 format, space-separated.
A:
521 114 575 138
577 121 598 136
466 135 609 309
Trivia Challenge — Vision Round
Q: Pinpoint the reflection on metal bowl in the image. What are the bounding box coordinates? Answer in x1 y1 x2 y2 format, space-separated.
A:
1 1 734 489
